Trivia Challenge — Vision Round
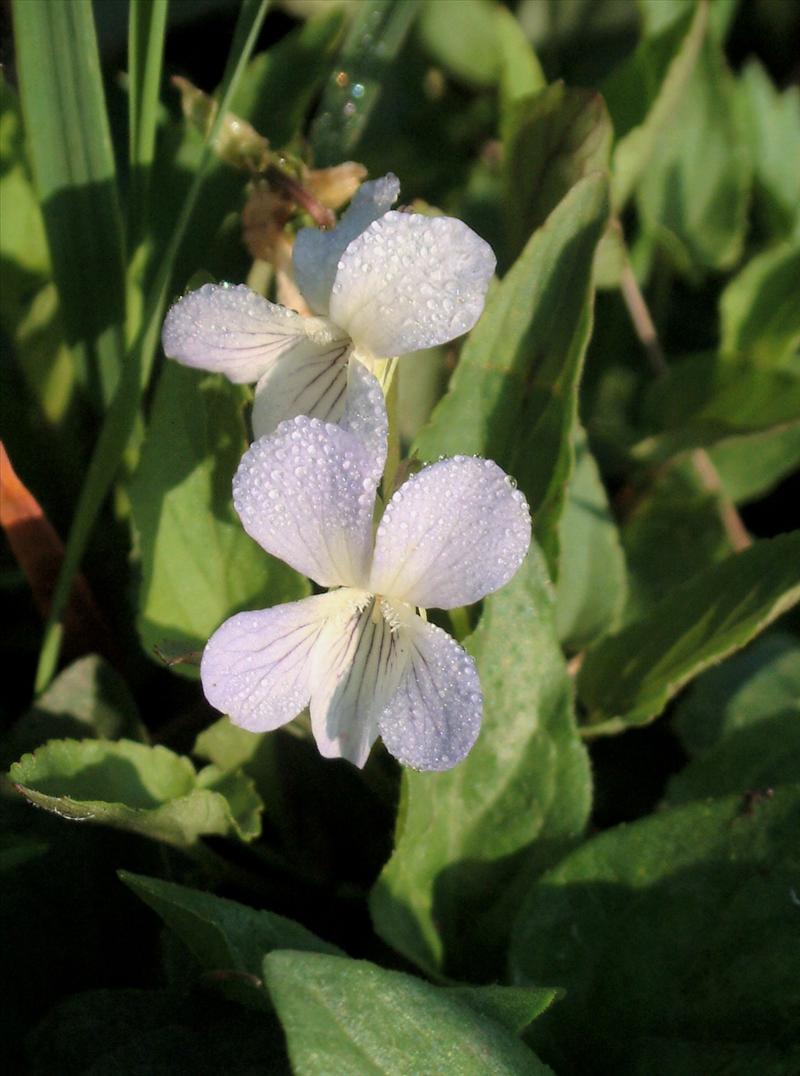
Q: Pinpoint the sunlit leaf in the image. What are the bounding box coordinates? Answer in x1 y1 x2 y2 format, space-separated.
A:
578 532 800 732
636 37 752 274
128 363 308 673
9 739 263 847
371 544 591 979
415 173 609 572
604 3 707 210
13 0 126 405
265 951 554 1075
720 243 800 366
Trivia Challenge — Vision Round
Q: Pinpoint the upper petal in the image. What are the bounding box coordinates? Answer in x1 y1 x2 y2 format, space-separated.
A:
233 416 379 589
369 457 531 610
328 212 495 358
309 596 410 768
200 593 342 733
293 174 400 316
162 283 310 384
378 613 482 771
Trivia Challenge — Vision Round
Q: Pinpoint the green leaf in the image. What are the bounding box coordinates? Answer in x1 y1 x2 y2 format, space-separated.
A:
636 353 800 460
120 871 340 994
503 82 611 260
555 425 627 650
510 787 800 1072
310 0 419 166
230 8 345 147
738 59 800 237
446 984 562 1033
417 0 502 87
0 654 144 769
128 362 308 671
414 173 610 572
636 37 752 274
708 422 800 504
637 0 739 41
12 0 126 405
720 243 800 366
620 461 733 623
675 630 800 748
578 532 800 733
371 544 591 979
604 3 707 209
127 0 168 247
264 951 554 1075
8 738 263 848
666 632 800 802
496 4 546 115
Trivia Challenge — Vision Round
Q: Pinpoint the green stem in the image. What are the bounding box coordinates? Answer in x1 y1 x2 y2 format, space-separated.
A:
382 359 401 499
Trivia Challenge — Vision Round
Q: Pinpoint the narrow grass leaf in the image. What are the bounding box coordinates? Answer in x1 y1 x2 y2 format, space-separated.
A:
35 0 270 692
12 0 126 405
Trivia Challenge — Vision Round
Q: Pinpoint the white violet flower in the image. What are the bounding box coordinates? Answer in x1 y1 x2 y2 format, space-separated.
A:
161 173 495 439
201 368 531 771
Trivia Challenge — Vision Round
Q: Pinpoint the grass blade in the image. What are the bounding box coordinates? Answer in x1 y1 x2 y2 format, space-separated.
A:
128 0 169 249
35 0 271 693
310 0 419 166
12 0 127 407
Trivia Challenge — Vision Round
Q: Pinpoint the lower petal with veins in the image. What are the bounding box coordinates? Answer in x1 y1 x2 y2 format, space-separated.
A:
378 613 483 771
310 596 410 767
201 592 346 733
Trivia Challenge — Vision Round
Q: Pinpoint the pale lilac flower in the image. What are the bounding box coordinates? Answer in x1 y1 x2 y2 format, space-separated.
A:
200 369 530 771
161 174 495 439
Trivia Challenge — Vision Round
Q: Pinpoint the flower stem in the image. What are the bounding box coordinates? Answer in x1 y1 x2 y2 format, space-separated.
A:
379 356 401 498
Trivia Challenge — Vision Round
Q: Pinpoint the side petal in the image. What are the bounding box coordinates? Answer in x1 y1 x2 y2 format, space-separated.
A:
293 174 400 316
233 416 378 589
162 283 311 384
329 212 495 358
251 334 351 439
310 597 410 768
378 615 482 772
200 593 341 733
369 457 531 610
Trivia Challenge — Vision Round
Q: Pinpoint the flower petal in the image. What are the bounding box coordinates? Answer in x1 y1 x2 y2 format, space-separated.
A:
338 358 388 481
379 614 482 771
369 457 531 610
233 416 378 589
162 283 311 384
200 593 342 733
310 597 410 767
329 212 495 358
293 174 400 315
251 334 351 439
